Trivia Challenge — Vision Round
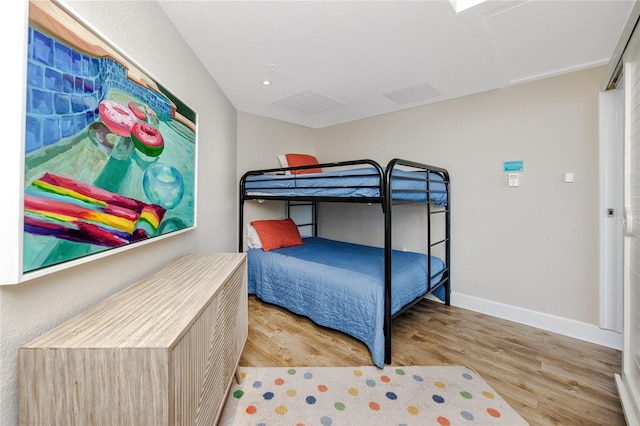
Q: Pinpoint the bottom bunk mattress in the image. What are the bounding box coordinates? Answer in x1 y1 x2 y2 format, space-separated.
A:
247 237 446 367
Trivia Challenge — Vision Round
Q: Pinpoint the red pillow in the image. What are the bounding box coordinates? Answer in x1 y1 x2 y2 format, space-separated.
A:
285 153 322 174
250 218 304 251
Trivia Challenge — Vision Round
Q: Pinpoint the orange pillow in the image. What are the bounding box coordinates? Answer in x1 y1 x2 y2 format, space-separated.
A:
285 153 322 174
250 218 304 251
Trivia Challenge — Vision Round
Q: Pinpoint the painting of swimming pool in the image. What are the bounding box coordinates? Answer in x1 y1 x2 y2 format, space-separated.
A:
22 0 197 275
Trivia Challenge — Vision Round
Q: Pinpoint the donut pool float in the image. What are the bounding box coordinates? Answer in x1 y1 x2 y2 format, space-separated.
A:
131 121 164 157
99 100 136 137
128 101 147 121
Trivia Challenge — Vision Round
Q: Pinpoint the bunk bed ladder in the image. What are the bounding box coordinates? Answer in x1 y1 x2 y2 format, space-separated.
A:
427 171 451 306
383 159 451 364
429 180 451 306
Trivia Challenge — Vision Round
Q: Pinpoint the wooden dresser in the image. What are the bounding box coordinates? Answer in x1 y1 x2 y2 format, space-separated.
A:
19 253 247 425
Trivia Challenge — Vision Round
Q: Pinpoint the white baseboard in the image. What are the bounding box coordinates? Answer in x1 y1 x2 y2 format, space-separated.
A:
616 374 640 425
449 292 623 350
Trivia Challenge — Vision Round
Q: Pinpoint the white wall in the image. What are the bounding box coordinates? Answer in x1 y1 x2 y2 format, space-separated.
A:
315 67 604 326
0 1 237 424
237 112 317 249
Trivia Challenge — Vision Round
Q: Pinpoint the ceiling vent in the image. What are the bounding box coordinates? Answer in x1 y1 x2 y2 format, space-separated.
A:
270 89 345 115
383 82 441 106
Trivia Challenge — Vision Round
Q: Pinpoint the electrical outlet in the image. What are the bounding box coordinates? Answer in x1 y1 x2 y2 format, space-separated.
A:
508 173 519 187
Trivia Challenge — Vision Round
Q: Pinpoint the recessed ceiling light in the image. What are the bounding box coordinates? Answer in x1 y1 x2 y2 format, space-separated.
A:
262 80 272 86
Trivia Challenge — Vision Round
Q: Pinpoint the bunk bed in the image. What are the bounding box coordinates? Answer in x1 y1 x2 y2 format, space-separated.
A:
238 158 450 367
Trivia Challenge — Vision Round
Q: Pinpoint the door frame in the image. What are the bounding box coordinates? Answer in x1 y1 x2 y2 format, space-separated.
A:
599 88 624 333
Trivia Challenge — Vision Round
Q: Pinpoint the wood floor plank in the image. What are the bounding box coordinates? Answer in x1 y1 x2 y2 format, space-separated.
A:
240 296 624 426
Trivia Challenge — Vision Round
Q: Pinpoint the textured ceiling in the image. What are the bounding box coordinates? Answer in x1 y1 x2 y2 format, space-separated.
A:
158 0 635 129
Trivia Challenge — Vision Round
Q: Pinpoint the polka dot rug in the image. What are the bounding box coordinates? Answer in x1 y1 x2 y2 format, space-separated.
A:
219 366 529 425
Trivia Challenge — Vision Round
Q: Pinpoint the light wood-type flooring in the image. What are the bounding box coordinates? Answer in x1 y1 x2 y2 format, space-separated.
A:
240 295 624 425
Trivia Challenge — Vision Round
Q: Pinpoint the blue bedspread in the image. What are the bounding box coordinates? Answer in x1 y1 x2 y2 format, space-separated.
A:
245 167 447 204
247 237 446 367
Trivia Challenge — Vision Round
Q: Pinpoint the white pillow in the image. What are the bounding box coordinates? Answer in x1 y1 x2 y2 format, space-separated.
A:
277 154 291 175
247 224 263 249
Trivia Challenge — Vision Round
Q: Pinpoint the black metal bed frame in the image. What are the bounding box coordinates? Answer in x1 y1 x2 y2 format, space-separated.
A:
239 158 450 364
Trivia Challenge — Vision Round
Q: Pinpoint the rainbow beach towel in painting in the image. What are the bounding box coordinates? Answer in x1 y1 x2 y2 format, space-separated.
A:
24 172 165 247
220 366 529 426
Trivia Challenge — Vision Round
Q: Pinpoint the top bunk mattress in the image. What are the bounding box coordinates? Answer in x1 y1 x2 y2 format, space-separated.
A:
244 167 447 204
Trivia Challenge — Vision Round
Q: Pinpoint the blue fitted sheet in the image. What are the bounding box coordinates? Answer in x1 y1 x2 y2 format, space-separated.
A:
247 237 446 367
245 167 447 204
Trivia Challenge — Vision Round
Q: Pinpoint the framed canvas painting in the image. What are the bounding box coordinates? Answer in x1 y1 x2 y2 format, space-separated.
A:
20 0 197 279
